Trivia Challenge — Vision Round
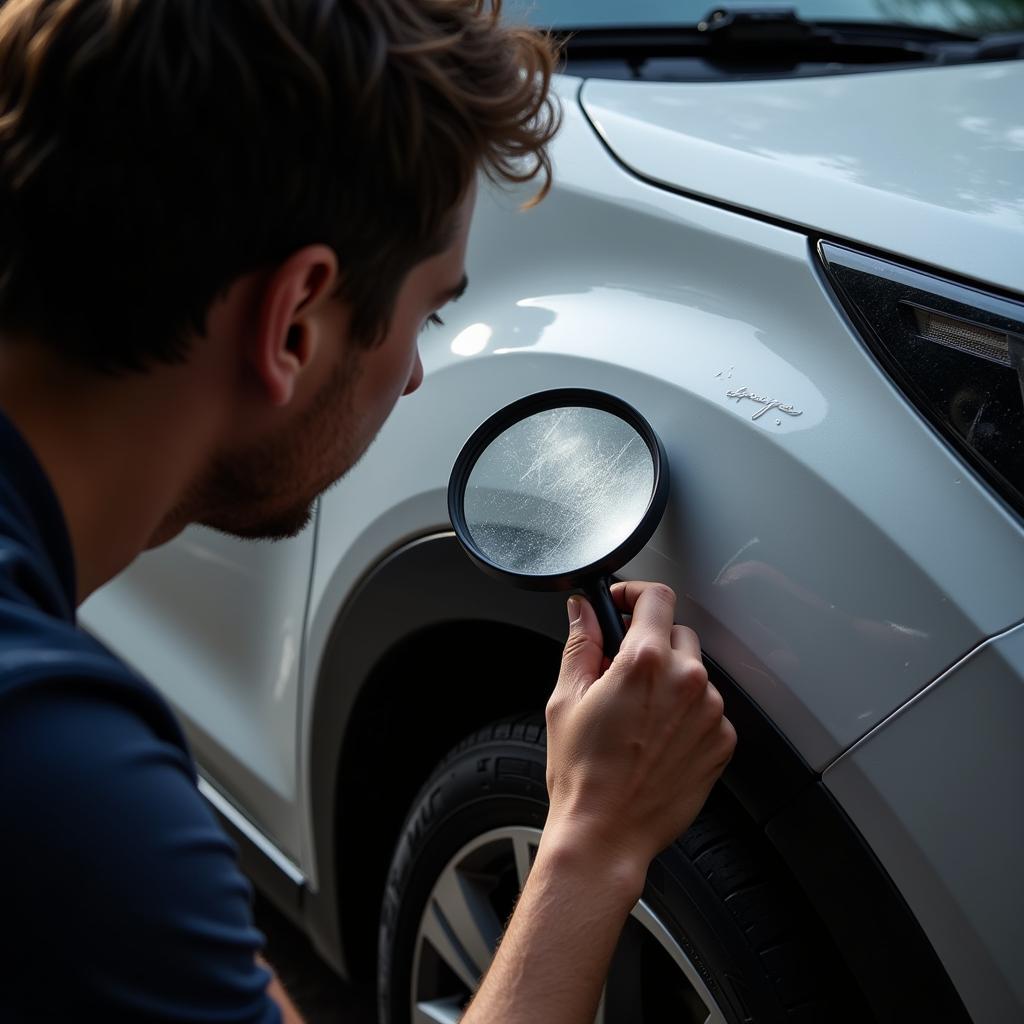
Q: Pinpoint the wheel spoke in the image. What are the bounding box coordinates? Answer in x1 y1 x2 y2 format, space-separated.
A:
419 897 483 992
704 1003 729 1024
414 996 465 1024
413 826 731 1024
631 900 728 1024
430 861 502 979
511 831 536 891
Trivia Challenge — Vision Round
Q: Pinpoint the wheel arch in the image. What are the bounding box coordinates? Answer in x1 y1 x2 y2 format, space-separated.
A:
304 532 566 979
303 532 968 1022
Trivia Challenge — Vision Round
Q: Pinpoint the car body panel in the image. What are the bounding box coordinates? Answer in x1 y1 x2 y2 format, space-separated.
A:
81 522 315 864
580 61 1024 294
298 77 1024 885
825 618 1024 1023
78 69 1024 1010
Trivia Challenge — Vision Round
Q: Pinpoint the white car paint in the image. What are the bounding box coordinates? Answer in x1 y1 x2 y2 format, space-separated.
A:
582 61 1024 294
305 77 1023 826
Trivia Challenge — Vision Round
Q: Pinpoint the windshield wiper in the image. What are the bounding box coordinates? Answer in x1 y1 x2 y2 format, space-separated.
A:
559 7 1023 73
696 7 980 47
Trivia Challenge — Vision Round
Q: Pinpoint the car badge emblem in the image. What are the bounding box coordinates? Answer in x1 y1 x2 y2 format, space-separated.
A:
725 385 803 423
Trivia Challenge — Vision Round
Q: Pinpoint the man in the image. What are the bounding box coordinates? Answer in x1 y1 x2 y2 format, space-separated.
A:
0 0 735 1020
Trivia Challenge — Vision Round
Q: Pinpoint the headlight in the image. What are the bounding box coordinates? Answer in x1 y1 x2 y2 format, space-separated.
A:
818 242 1024 519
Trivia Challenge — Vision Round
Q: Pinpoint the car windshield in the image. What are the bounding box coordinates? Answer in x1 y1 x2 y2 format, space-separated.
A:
507 0 1024 35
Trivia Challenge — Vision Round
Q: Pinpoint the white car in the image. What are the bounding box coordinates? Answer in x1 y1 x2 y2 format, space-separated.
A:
84 3 1024 1021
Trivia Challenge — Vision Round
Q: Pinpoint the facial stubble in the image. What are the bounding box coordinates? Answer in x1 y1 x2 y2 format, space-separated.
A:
172 345 366 542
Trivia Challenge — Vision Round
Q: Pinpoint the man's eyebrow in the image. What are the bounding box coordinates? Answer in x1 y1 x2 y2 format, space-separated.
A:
435 274 469 306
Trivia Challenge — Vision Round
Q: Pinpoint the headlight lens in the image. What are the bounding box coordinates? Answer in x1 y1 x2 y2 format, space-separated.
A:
819 242 1024 519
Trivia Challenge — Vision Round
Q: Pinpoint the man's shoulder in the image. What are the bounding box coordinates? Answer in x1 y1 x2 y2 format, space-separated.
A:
0 582 190 752
0 646 279 1021
0 639 202 877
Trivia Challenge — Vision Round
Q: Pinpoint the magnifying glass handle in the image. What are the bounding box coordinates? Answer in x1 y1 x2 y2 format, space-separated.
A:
584 577 625 660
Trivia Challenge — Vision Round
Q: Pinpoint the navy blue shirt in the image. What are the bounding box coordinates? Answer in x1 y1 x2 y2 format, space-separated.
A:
0 409 280 1022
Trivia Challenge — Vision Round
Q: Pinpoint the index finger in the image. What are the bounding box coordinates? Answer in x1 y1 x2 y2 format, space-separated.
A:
614 581 677 642
610 580 676 616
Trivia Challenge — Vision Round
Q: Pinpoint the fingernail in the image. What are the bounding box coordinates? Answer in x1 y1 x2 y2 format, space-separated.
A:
567 596 581 624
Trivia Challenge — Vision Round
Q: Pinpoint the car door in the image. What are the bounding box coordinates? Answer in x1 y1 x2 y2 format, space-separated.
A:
80 513 318 868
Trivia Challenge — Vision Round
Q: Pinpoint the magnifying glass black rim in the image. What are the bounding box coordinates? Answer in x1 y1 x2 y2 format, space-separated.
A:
448 387 670 593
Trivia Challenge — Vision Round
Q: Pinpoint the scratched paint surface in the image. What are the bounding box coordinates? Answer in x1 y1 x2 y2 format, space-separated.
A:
464 406 654 576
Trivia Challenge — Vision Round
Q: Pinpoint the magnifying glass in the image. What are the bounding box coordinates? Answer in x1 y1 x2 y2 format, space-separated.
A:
448 388 670 659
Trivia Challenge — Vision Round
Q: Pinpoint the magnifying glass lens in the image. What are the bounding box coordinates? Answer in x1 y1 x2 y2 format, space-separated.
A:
464 406 654 577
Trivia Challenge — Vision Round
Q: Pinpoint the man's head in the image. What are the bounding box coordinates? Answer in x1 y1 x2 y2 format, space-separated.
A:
0 0 557 541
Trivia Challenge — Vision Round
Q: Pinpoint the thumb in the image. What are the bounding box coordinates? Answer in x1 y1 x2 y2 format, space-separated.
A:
556 595 605 696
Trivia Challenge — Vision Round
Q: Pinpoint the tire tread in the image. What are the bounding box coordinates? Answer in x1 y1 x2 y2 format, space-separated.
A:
678 807 839 1018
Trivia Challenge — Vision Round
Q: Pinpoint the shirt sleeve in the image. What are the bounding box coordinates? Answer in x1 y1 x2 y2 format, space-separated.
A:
0 681 283 1023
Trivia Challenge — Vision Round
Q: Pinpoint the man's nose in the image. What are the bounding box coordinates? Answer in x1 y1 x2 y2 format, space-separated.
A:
403 351 424 396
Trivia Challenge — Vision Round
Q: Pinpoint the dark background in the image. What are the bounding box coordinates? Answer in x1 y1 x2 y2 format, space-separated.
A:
256 893 376 1023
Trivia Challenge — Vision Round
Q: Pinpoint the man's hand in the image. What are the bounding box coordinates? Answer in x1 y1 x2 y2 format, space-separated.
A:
462 580 735 1024
544 580 736 888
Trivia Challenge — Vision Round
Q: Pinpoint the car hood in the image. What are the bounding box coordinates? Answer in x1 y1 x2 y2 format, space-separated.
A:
580 61 1024 295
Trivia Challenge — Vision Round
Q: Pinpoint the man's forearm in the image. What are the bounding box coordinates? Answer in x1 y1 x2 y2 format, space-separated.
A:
462 819 643 1024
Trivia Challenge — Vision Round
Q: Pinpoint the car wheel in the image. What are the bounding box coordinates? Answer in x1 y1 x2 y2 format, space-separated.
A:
378 716 853 1024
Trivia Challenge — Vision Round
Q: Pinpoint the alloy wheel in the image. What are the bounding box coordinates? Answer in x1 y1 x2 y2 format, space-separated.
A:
410 825 729 1024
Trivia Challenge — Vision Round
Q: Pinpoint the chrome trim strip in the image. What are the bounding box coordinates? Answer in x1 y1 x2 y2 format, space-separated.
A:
197 775 306 887
824 616 1024 774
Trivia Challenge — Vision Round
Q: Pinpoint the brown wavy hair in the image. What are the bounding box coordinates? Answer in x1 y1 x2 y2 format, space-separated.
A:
0 0 560 371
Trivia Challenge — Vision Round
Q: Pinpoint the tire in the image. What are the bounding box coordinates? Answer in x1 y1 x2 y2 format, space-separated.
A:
378 715 857 1024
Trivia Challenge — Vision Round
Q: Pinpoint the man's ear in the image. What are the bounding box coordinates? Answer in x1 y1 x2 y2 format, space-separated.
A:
253 244 340 407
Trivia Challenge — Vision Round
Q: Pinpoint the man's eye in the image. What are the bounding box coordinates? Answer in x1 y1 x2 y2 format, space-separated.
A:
422 313 445 331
